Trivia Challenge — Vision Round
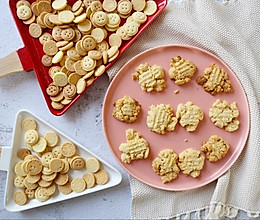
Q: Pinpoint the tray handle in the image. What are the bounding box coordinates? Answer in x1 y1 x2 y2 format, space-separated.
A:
0 146 12 172
0 47 33 79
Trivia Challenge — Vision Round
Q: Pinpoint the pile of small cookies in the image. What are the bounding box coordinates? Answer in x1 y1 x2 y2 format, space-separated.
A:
15 0 158 110
112 56 239 183
13 118 108 206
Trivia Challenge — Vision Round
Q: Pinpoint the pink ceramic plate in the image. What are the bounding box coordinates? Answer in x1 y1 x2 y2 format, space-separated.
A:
102 45 250 191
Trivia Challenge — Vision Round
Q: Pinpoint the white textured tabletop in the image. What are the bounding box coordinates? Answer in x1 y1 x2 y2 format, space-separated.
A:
0 0 253 219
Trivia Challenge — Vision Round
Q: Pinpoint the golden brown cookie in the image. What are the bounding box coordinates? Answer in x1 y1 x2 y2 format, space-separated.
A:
17 148 31 160
152 149 180 183
176 101 204 132
209 99 239 132
132 63 166 92
201 135 230 162
22 118 37 131
14 191 27 206
147 104 178 134
94 169 109 185
196 63 233 95
112 95 141 123
178 148 205 178
168 56 197 85
119 129 149 163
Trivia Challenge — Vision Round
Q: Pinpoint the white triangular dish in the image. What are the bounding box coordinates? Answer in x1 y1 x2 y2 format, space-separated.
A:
0 110 122 212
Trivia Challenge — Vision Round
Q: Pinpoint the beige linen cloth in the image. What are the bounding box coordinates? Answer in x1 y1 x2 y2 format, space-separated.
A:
107 0 260 219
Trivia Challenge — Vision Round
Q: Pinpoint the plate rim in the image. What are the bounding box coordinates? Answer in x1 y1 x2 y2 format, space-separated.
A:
102 44 250 191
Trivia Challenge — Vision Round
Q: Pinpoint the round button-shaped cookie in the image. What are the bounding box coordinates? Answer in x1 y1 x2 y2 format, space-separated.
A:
22 118 37 131
88 50 102 60
96 41 109 53
52 0 67 10
71 178 86 193
90 0 103 12
143 0 158 16
29 23 42 38
82 56 96 71
67 47 81 60
60 159 70 174
24 188 35 199
83 173 96 188
17 5 32 20
42 172 57 182
46 83 59 96
61 141 77 157
52 146 63 159
55 173 69 186
58 181 72 195
61 28 75 41
132 11 147 24
43 40 58 56
86 157 100 173
131 0 146 11
32 137 47 153
27 159 43 175
58 10 75 23
117 0 132 15
51 101 64 110
41 184 56 197
44 131 59 147
74 13 87 23
94 169 109 185
23 14 36 25
63 84 77 99
41 152 55 166
116 26 131 40
35 187 50 202
16 0 31 8
17 148 31 160
49 158 65 172
14 191 27 206
107 13 121 26
24 179 38 190
53 72 68 87
65 58 76 72
72 0 83 12
93 11 108 26
42 54 53 67
103 0 117 12
14 176 25 189
24 129 39 145
71 156 85 170
82 35 97 51
68 72 82 85
26 174 41 184
14 161 27 177
94 65 106 77
91 28 105 43
52 26 63 41
124 22 139 36
109 33 122 47
77 19 92 33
